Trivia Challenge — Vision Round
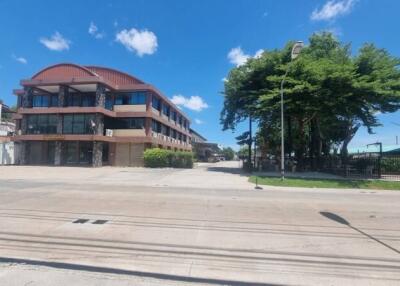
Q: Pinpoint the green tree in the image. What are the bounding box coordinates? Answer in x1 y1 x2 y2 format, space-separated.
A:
221 147 235 160
221 32 400 170
237 146 249 159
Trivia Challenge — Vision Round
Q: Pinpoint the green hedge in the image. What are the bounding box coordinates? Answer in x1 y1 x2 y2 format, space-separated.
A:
381 157 400 173
144 148 193 168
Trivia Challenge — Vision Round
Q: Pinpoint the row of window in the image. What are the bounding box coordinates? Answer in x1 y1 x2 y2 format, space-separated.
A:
152 119 188 142
29 92 189 130
26 114 95 135
32 95 59 107
26 115 186 138
106 117 145 130
31 92 147 108
153 98 188 130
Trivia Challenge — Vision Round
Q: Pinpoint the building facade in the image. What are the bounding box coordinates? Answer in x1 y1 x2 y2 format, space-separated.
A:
12 63 191 167
189 128 221 162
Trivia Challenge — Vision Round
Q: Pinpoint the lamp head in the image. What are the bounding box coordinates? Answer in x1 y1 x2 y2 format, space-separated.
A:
291 41 304 60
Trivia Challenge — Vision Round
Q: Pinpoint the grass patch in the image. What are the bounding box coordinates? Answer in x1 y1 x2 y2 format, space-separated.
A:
249 176 400 190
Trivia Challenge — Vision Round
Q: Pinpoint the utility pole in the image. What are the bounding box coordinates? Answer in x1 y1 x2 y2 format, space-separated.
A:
280 41 304 181
248 115 252 172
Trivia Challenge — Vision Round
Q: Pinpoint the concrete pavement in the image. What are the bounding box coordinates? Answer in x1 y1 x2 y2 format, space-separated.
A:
0 161 399 285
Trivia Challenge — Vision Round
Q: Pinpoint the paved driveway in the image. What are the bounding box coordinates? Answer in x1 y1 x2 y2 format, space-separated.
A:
0 162 399 285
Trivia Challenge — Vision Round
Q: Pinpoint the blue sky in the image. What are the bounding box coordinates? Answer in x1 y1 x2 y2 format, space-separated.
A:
0 0 399 149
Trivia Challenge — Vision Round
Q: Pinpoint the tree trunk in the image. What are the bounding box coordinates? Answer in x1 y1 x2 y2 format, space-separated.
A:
287 116 293 159
340 122 361 163
296 117 306 171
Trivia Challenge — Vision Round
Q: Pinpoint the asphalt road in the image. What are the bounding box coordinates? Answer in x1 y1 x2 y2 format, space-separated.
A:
0 161 399 285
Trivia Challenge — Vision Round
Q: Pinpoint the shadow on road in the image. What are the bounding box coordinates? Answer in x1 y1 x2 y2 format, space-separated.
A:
206 166 247 176
0 257 281 286
320 211 400 255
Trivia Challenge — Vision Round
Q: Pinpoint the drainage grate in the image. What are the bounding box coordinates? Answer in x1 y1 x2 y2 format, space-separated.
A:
92 220 108 225
73 219 89 224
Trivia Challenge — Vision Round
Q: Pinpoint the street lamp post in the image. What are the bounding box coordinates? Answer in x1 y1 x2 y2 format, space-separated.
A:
280 41 304 180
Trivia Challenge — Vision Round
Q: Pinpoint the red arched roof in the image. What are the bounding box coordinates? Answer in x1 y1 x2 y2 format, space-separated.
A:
32 63 97 80
31 63 145 86
85 66 144 85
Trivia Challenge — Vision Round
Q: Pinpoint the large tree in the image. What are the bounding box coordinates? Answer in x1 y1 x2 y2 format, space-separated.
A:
221 33 400 170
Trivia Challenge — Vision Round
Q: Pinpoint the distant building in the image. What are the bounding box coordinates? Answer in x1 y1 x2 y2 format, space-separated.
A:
189 128 221 162
11 63 191 167
0 103 17 164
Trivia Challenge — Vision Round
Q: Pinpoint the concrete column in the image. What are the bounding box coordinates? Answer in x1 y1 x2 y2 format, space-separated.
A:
145 118 151 136
54 141 62 166
21 116 27 135
22 88 32 108
94 113 104 135
19 141 28 165
96 84 106 108
92 141 103 167
57 114 63 134
58 85 67 107
146 92 152 112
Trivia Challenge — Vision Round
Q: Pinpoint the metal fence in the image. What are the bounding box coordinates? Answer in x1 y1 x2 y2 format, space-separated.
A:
256 153 400 180
308 153 400 180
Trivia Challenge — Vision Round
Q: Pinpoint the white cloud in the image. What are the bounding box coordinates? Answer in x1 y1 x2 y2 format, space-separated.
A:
227 47 250 66
311 0 356 21
254 49 264 58
222 77 228 82
227 47 264 66
88 22 105 39
40 32 70 51
115 28 158 56
171 95 208 112
89 22 98 35
194 118 204 125
12 54 27 64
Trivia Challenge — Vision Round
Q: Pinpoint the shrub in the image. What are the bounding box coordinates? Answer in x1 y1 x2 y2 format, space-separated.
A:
143 148 171 168
173 151 193 168
381 157 400 173
144 148 193 168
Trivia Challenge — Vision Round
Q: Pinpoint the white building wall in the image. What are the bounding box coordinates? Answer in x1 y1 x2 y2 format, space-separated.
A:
0 141 15 165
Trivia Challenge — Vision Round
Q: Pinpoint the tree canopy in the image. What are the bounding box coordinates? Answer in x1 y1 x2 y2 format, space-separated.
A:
221 32 400 169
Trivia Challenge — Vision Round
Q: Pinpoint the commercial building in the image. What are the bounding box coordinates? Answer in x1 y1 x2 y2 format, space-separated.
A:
12 63 191 167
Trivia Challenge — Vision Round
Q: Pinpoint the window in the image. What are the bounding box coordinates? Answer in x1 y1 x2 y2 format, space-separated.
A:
63 114 95 134
162 104 170 117
82 94 95 107
172 129 177 139
111 118 145 129
131 92 146 104
152 120 161 133
26 114 58 134
152 96 161 110
105 94 113 110
32 94 56 107
114 92 147 105
65 92 95 107
172 111 177 122
63 141 92 165
161 125 170 136
51 95 59 107
178 115 183 126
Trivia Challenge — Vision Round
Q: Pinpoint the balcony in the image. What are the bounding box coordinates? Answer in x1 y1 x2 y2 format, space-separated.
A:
113 104 146 112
